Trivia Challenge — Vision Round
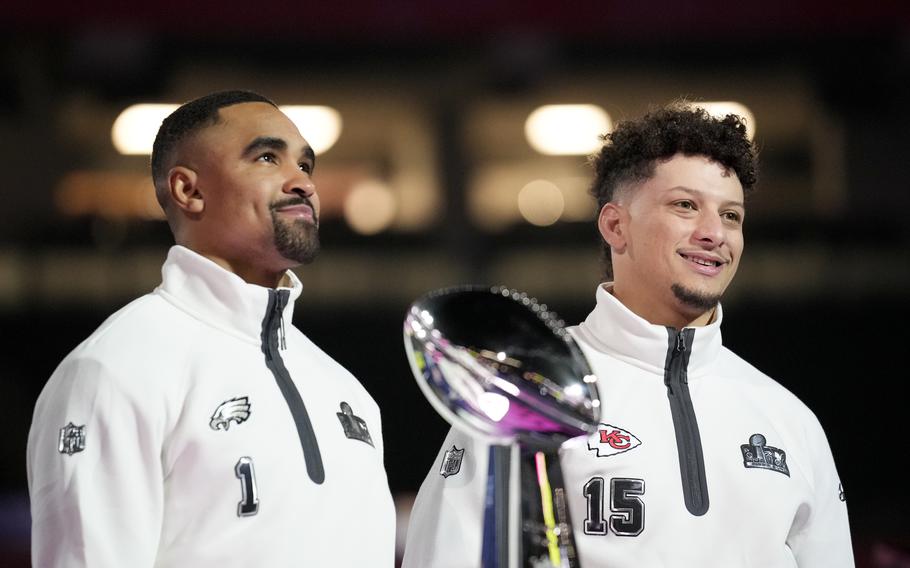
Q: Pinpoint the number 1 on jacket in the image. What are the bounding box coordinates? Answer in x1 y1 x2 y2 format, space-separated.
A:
235 457 260 517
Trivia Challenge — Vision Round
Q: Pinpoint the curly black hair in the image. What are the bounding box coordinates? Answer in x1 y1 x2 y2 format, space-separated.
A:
589 104 758 279
150 90 276 210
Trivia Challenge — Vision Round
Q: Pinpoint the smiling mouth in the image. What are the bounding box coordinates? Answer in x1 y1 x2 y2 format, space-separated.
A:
679 253 725 268
277 204 312 214
272 198 317 223
272 197 313 211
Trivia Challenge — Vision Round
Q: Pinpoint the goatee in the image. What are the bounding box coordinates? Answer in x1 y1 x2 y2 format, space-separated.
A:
671 283 721 312
272 210 320 265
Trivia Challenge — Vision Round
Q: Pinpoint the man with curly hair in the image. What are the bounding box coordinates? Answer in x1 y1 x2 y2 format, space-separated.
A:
403 105 853 567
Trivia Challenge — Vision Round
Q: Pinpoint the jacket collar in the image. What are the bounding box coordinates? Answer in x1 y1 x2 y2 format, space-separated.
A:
155 245 302 344
573 283 723 377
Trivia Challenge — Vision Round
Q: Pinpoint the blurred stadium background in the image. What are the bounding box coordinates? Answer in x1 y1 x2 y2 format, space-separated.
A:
2 2 908 566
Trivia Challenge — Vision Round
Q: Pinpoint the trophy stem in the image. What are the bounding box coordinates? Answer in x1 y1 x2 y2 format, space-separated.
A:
518 442 581 568
532 451 563 565
482 440 582 568
482 445 513 568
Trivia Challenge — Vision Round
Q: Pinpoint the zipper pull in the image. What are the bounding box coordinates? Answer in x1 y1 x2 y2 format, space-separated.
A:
276 299 287 351
676 330 687 353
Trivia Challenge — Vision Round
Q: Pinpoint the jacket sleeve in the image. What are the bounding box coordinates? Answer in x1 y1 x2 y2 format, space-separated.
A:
27 356 165 568
787 416 854 567
402 427 495 568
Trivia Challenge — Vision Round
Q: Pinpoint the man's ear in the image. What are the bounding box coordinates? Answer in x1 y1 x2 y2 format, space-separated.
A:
597 202 627 253
168 166 204 215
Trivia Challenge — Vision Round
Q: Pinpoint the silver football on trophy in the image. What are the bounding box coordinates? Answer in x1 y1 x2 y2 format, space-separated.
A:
403 286 601 440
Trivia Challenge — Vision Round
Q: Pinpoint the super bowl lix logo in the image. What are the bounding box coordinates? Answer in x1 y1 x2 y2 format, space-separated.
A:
741 433 790 477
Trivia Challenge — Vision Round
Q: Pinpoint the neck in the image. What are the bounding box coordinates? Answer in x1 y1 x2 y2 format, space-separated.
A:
179 246 288 288
609 284 716 329
175 232 294 288
209 256 289 288
686 306 717 328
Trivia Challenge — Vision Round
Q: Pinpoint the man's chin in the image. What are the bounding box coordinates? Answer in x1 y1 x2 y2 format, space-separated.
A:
273 218 320 266
671 283 722 312
282 245 320 266
280 238 320 266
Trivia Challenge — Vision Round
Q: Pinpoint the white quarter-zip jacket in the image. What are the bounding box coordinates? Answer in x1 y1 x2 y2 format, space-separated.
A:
403 284 853 567
28 246 396 567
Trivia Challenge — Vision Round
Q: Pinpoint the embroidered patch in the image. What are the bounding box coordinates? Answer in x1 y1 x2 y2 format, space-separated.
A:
337 402 374 446
741 433 789 477
58 422 86 455
587 423 642 458
440 446 464 478
209 397 251 431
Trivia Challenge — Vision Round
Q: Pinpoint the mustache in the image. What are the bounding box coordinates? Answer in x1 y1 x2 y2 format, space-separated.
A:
270 196 315 211
270 196 319 225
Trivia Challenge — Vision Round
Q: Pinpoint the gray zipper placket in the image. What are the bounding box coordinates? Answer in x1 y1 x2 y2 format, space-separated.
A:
664 327 709 516
261 289 325 484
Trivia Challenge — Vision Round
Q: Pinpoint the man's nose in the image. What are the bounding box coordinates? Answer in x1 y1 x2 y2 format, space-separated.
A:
693 211 724 246
283 169 316 198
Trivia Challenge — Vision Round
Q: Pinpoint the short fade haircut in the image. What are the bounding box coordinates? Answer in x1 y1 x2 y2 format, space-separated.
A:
589 104 758 279
150 90 277 209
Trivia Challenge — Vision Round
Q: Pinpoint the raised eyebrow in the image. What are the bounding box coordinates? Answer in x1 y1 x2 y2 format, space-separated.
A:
300 145 316 167
241 136 287 158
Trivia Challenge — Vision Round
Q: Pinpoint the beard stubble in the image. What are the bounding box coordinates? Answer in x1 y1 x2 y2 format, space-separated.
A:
271 209 320 265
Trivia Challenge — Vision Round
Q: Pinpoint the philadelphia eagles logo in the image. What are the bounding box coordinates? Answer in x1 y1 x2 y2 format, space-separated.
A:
210 397 251 431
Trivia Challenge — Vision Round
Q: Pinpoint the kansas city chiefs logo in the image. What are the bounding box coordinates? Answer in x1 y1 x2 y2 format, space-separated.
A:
587 423 642 458
209 397 251 431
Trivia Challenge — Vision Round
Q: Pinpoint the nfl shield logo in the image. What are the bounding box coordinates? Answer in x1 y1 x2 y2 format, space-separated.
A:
58 422 86 455
439 445 465 478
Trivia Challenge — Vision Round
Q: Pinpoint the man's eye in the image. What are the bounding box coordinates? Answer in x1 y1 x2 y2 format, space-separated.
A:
298 163 313 174
723 211 743 223
258 153 277 163
675 200 695 210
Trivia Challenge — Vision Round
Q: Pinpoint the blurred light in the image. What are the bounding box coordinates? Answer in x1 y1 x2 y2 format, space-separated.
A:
280 105 342 155
491 377 520 397
478 392 510 422
55 171 164 220
564 383 584 400
555 176 597 222
112 104 178 155
344 180 397 235
525 104 611 155
699 101 756 139
112 104 342 156
518 180 564 226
